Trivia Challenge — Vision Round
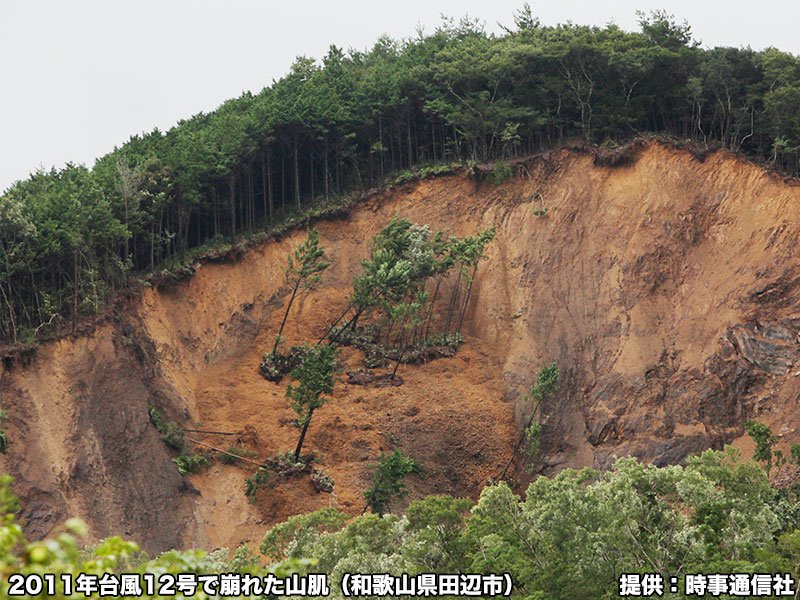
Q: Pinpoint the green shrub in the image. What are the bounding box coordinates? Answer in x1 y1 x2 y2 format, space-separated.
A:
173 453 211 475
218 445 257 465
147 406 185 450
364 450 423 515
245 468 271 500
791 443 800 466
489 161 513 184
259 345 309 383
392 162 460 186
392 170 416 185
525 421 542 463
311 470 334 493
0 410 8 454
418 163 459 179
227 544 259 571
260 507 347 559
265 451 313 477
745 420 778 472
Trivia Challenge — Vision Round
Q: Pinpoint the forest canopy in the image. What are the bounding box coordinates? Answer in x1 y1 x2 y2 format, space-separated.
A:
3 6 800 342
5 449 800 599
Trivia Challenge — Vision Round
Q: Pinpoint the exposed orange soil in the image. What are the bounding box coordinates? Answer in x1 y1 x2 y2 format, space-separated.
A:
7 141 800 553
190 334 511 550
174 184 516 550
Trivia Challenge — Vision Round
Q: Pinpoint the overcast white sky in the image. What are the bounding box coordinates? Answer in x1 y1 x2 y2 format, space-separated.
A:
1 1 798 192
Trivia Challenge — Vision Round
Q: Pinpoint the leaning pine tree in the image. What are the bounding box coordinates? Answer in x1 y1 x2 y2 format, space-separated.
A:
272 229 329 356
287 343 339 461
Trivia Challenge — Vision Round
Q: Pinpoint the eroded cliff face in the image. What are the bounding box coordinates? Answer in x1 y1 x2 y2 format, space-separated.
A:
3 141 800 552
0 327 195 552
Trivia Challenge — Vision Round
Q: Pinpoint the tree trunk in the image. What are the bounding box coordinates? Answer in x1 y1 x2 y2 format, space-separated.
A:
323 134 329 203
294 407 314 460
424 273 444 341
317 302 353 345
281 150 286 212
309 138 315 202
123 196 129 263
456 264 479 335
247 161 254 231
293 140 301 212
268 147 274 221
431 121 437 162
261 151 268 225
72 249 79 332
392 341 404 377
407 113 413 167
213 187 219 237
229 173 236 242
335 140 341 193
328 308 362 345
262 147 273 223
499 396 542 481
150 218 156 270
378 116 385 178
0 283 17 342
444 271 462 336
273 281 301 355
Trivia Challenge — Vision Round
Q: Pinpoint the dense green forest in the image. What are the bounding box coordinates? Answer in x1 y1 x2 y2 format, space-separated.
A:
5 448 800 598
3 6 800 342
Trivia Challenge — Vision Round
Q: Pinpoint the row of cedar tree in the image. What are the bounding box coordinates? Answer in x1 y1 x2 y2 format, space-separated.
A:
3 7 800 341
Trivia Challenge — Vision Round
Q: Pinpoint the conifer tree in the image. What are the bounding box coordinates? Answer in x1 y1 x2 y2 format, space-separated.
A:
286 343 339 461
273 229 329 355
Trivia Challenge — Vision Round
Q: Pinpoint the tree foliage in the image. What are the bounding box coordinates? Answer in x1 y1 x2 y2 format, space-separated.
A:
0 475 308 598
286 343 340 460
273 229 329 354
4 11 800 342
500 362 560 479
333 218 494 369
259 449 800 599
363 449 423 516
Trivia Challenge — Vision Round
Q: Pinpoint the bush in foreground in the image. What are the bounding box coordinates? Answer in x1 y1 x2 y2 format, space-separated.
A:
0 475 306 598
261 449 800 599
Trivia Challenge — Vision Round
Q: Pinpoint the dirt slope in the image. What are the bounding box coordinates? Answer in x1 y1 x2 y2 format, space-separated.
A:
3 140 800 552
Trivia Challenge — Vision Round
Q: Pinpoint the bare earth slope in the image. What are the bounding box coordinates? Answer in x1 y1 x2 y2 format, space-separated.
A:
3 141 800 552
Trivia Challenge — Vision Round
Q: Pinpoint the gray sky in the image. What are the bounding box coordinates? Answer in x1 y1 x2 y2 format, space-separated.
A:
1 0 798 193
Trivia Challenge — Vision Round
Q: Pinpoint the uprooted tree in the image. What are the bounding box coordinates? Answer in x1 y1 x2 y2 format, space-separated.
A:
249 344 339 497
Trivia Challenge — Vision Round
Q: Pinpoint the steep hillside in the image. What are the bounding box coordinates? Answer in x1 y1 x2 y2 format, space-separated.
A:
3 141 800 553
